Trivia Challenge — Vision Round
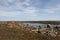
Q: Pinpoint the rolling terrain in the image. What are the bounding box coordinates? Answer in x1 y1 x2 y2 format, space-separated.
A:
0 21 60 40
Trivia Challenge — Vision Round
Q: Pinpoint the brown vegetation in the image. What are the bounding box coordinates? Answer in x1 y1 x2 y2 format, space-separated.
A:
0 21 60 40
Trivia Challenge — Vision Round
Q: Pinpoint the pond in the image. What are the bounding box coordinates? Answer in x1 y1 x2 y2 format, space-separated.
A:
19 23 58 28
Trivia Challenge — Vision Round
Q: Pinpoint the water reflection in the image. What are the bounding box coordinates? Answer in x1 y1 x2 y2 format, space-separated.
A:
19 23 58 28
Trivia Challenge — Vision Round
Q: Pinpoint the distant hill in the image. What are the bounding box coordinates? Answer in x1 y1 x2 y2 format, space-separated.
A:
17 21 60 25
0 21 60 24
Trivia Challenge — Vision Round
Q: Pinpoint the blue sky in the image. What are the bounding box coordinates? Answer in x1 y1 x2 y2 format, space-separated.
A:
0 0 60 21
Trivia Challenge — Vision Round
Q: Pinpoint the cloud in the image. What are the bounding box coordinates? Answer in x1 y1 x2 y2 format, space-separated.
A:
0 0 60 21
23 0 31 6
23 7 38 16
0 11 22 17
43 4 60 14
0 0 40 21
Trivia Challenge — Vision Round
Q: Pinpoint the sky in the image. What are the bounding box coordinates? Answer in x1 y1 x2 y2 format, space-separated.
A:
0 0 60 21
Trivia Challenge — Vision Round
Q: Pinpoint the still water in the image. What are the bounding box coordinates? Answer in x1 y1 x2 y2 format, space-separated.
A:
19 23 57 28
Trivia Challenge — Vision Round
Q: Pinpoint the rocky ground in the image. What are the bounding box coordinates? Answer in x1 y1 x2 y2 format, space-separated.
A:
0 22 60 40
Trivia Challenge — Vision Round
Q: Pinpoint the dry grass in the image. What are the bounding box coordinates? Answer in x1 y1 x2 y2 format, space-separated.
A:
0 22 60 40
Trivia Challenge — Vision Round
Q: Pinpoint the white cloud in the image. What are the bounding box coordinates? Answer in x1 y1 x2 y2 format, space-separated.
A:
0 0 32 11
43 9 55 13
23 7 38 17
0 11 22 17
42 4 60 14
23 0 31 6
0 0 60 21
0 0 39 18
7 0 14 2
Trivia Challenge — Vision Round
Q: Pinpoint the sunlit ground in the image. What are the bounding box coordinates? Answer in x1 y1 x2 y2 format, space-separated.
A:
0 21 60 40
